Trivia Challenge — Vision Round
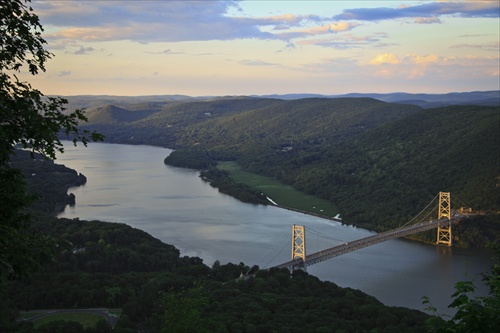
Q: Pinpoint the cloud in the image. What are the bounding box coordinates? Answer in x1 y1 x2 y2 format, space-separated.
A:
35 1 358 45
145 49 184 55
46 17 275 44
256 13 310 28
334 1 499 21
58 71 71 77
298 33 393 50
275 22 360 40
72 46 95 55
414 17 442 24
239 60 278 67
405 53 440 64
301 57 359 74
38 1 495 48
368 53 500 82
36 1 275 43
370 53 401 65
35 1 240 28
370 53 441 66
450 42 499 51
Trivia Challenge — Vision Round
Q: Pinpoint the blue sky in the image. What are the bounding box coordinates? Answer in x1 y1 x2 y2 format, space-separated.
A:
24 0 500 96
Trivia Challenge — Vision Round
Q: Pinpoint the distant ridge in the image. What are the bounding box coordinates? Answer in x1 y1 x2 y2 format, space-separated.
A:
72 92 499 242
254 90 500 108
58 90 499 110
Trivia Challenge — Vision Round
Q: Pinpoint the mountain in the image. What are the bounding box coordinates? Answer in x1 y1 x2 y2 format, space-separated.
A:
79 97 422 148
74 95 499 243
256 90 500 108
85 104 159 124
272 104 499 233
61 90 499 111
338 91 500 108
173 98 423 155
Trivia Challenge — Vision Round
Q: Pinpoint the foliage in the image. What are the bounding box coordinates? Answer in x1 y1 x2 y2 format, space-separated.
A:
423 248 500 332
161 285 219 333
0 216 209 331
0 0 102 281
164 147 213 169
0 0 103 163
0 156 63 280
34 317 111 333
423 215 500 248
1 212 430 333
10 149 87 213
200 167 268 205
159 269 429 333
317 105 499 228
80 94 498 243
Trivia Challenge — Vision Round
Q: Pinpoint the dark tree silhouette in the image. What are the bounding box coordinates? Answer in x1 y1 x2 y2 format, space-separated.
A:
0 0 102 280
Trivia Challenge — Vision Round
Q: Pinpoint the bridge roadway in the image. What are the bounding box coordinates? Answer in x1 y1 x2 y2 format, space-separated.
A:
272 213 468 270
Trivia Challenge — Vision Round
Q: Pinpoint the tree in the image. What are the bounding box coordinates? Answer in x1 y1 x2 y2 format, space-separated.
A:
0 0 102 281
161 286 217 333
423 248 500 332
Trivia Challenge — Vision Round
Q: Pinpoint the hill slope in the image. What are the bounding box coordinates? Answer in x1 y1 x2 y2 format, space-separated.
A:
264 105 499 230
77 97 499 241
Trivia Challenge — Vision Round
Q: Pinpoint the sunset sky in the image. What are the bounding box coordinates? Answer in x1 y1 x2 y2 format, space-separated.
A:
24 0 500 97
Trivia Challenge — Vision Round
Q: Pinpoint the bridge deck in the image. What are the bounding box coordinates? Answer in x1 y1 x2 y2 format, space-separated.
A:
273 214 468 270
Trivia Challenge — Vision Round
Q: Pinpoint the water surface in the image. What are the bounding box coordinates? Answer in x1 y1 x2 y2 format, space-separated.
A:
57 142 494 314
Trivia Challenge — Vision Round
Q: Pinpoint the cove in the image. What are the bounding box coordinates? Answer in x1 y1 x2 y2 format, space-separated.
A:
56 141 494 315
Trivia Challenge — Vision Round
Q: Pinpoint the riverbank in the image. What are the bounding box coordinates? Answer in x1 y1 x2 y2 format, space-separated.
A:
209 161 499 248
52 141 495 314
214 161 340 219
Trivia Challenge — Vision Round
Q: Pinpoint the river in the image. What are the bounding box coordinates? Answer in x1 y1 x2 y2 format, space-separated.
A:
56 141 494 315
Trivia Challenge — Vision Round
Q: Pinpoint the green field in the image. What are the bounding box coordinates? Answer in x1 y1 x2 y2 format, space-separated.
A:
217 161 339 219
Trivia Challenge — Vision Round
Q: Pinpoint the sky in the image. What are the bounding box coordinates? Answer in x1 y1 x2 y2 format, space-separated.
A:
22 0 500 97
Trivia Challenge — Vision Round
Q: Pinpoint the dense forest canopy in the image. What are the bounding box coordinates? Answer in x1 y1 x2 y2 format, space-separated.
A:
76 94 499 245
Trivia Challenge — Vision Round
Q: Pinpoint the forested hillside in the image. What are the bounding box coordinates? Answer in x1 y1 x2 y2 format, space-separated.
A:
10 150 87 214
174 98 422 156
1 159 431 332
1 216 431 333
77 96 499 245
79 97 421 147
235 105 499 224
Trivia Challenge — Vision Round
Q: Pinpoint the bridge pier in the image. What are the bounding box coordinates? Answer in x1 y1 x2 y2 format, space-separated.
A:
273 192 470 271
436 192 452 246
292 225 306 272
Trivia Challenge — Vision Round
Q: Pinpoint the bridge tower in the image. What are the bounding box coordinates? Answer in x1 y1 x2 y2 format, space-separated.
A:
436 191 452 246
292 225 306 271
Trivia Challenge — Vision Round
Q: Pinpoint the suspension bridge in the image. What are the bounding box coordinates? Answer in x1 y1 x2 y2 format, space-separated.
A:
271 192 474 271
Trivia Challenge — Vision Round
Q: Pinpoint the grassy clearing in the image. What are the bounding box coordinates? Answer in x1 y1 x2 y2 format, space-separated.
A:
32 313 104 329
217 161 339 218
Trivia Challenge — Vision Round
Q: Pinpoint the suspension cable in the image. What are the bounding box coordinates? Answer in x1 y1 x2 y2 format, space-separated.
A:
306 226 345 243
451 194 471 210
400 193 439 228
261 238 291 269
254 228 288 266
